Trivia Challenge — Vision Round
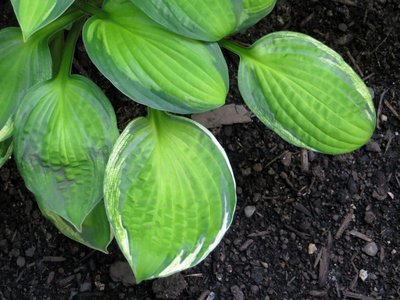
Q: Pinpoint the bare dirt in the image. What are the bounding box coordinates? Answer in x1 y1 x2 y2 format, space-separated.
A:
1 0 399 299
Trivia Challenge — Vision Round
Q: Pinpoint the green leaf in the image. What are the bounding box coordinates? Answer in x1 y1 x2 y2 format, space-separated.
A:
104 110 236 282
132 0 242 41
0 27 52 133
236 0 276 31
0 138 13 169
38 200 113 253
14 75 119 230
83 0 228 114
225 32 375 154
11 0 75 41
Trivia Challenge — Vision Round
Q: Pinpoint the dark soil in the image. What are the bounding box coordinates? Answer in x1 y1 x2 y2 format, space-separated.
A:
1 1 399 299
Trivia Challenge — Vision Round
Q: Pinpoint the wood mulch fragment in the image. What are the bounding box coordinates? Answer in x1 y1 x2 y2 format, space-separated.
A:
57 274 75 287
380 246 385 263
293 202 312 217
285 224 310 239
42 256 66 262
301 149 309 173
248 231 269 238
384 100 400 122
335 210 354 239
343 290 376 300
197 290 211 300
348 229 373 242
309 290 327 297
318 232 333 287
376 89 389 129
239 239 254 251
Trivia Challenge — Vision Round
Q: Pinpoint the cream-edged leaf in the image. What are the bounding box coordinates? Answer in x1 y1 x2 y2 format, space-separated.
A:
224 32 375 154
104 110 236 282
236 0 276 31
132 0 242 41
11 0 75 41
14 75 119 230
0 28 52 134
38 201 113 253
83 0 228 114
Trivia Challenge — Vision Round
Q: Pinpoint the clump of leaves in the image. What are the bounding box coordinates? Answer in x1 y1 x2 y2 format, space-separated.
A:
0 0 375 282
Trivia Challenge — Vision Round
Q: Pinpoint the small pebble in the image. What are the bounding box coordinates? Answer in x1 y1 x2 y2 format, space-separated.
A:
244 206 256 218
363 242 379 256
359 269 368 281
16 256 25 267
308 243 317 255
364 211 376 224
281 152 292 167
230 285 245 300
366 140 381 153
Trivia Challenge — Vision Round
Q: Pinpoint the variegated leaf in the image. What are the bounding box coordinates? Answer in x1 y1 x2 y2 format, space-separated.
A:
14 75 119 230
11 0 75 41
222 32 375 154
237 0 276 31
104 110 236 282
83 0 228 114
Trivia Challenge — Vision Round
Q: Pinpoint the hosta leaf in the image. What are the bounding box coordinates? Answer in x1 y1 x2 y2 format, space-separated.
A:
0 138 13 169
38 201 112 253
104 110 236 282
11 0 75 41
227 32 375 154
236 0 276 31
132 0 241 41
14 75 119 230
83 0 228 114
0 28 52 133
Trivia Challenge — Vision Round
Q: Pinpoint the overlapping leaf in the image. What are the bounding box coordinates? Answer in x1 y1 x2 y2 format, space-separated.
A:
132 0 242 41
104 110 236 282
237 0 276 31
83 0 228 114
0 138 13 169
0 28 52 134
229 32 376 154
38 201 112 253
11 0 75 41
14 75 119 230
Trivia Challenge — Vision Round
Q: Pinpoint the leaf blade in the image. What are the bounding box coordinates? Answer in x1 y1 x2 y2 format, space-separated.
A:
11 0 75 40
14 75 119 230
83 0 228 114
236 0 276 31
132 0 242 41
104 110 236 282
236 32 375 154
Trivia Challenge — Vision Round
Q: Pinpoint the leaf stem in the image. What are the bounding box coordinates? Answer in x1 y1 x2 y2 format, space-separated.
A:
50 31 65 77
56 19 85 80
219 40 249 56
74 0 108 18
32 11 84 42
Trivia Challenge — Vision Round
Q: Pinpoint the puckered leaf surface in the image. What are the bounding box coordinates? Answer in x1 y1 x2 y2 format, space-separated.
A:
11 0 75 41
0 28 52 135
104 110 236 282
232 32 375 154
38 200 113 253
132 0 242 41
14 75 119 230
83 0 228 114
237 0 276 31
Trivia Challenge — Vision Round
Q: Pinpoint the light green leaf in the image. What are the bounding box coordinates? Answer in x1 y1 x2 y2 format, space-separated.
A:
236 0 276 31
38 200 113 253
224 32 375 154
0 27 52 133
83 0 228 114
11 0 75 41
14 75 119 230
0 138 13 169
132 0 242 41
104 110 236 282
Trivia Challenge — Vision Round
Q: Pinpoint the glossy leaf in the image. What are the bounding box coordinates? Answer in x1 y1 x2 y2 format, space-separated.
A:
38 201 113 253
14 75 119 230
0 138 13 169
225 32 376 154
11 0 75 41
132 0 241 41
0 28 52 133
104 110 236 282
83 0 228 114
237 0 276 31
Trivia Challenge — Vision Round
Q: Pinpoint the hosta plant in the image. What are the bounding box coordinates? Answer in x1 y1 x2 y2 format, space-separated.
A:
0 0 375 282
